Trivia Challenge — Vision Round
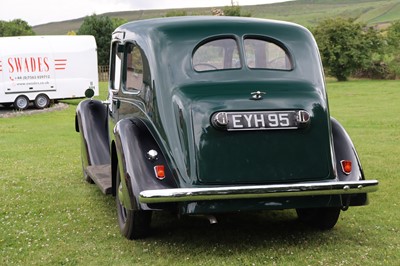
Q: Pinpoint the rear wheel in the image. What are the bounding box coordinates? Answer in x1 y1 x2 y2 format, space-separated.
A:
116 167 152 239
14 95 29 110
296 207 341 230
34 94 50 109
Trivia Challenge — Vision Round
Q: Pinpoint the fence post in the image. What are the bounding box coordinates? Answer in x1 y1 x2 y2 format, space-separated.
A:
98 65 109 82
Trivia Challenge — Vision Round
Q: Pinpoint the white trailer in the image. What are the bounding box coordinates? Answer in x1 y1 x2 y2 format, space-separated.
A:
0 35 99 109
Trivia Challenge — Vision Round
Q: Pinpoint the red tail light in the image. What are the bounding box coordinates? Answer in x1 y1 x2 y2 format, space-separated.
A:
154 165 165 180
340 160 352 175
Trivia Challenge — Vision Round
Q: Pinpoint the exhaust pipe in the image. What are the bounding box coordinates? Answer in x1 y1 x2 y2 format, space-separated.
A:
205 215 218 224
185 214 218 224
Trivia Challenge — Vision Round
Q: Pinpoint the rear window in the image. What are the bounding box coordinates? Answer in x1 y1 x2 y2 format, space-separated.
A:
193 38 241 72
192 37 292 72
244 38 292 70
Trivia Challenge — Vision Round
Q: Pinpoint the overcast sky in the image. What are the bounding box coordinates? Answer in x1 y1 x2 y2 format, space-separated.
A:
1 0 290 26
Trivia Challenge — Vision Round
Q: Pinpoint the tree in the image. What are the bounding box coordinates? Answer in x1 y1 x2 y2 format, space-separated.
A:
111 17 128 30
387 21 400 50
385 20 400 78
313 18 381 81
223 5 241 16
223 1 251 17
78 14 126 66
0 19 35 37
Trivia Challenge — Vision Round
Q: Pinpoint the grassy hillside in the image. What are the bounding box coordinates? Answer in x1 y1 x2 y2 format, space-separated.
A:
33 0 400 35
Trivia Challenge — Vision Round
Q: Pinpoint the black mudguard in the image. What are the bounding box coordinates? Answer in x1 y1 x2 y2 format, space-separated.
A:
113 118 177 211
75 99 110 167
331 117 368 206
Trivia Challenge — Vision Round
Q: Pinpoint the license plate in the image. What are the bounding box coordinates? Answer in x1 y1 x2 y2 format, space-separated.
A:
212 110 308 131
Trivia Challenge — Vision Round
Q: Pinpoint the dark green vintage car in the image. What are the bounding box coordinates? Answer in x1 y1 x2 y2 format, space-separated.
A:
75 16 378 239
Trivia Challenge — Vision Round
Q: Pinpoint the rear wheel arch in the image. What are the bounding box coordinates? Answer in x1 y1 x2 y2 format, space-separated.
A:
113 117 177 207
331 117 365 181
331 117 368 207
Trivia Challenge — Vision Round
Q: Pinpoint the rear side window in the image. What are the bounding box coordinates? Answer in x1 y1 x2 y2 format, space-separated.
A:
193 38 241 72
125 44 144 92
244 38 292 70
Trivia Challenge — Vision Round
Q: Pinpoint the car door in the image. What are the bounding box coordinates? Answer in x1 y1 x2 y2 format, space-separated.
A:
117 42 148 121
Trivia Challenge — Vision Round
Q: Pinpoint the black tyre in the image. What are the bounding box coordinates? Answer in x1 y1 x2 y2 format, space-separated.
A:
34 94 50 109
296 207 341 230
116 167 152 239
14 95 29 110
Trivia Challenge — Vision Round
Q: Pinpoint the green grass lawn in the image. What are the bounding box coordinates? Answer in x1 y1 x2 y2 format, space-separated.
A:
1 80 399 265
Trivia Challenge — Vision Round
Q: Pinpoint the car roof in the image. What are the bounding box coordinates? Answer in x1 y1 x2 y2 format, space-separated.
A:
113 16 324 89
115 16 311 43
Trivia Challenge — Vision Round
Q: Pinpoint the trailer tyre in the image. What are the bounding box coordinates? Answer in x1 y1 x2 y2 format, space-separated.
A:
34 94 50 109
14 95 30 110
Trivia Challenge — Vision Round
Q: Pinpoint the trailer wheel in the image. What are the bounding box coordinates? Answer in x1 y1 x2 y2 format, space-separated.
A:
14 95 30 110
116 166 152 239
34 94 50 109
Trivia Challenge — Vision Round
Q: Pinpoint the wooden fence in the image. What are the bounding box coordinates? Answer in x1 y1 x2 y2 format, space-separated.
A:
98 65 109 82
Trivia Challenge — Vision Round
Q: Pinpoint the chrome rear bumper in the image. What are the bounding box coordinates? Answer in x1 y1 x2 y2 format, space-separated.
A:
139 180 378 204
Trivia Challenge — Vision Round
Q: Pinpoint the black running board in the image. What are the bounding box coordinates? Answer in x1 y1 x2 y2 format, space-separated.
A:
86 164 112 195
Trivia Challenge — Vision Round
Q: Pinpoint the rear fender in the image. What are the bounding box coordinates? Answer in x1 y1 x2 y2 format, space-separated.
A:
75 99 110 167
113 118 177 211
331 117 367 206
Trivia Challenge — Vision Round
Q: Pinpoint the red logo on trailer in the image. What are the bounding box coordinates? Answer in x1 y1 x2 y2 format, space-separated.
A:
54 59 67 70
7 57 50 73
